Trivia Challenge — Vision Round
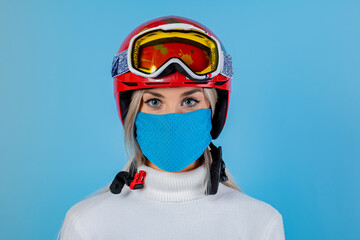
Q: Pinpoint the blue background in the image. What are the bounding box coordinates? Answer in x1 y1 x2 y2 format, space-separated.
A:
1 0 359 239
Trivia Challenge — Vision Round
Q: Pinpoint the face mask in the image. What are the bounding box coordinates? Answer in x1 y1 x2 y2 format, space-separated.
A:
135 108 212 172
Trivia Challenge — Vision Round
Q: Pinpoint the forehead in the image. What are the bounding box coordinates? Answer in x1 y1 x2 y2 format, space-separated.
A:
143 87 204 94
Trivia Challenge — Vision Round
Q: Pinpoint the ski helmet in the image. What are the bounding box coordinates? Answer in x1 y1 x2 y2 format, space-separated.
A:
111 16 233 139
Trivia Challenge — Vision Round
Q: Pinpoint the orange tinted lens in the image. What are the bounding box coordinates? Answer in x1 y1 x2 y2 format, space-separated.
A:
137 42 211 74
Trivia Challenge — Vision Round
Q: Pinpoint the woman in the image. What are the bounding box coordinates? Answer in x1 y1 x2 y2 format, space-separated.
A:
58 16 285 240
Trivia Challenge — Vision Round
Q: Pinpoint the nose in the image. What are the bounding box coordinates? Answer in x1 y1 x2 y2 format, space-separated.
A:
165 104 183 114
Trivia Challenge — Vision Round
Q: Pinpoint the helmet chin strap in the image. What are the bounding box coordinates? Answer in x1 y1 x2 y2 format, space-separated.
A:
110 160 139 194
110 143 229 195
207 142 229 195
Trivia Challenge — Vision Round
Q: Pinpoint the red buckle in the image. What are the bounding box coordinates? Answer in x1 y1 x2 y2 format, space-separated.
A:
130 170 147 190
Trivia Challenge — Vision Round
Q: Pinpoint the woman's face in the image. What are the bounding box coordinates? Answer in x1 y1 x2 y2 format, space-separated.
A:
138 86 210 172
139 87 210 114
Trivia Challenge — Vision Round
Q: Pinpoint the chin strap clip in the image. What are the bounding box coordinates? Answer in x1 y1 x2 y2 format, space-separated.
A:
208 142 228 195
110 160 146 194
130 171 147 190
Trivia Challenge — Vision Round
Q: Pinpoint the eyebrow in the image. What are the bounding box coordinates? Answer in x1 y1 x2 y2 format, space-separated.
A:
180 89 202 97
143 90 164 98
143 89 202 98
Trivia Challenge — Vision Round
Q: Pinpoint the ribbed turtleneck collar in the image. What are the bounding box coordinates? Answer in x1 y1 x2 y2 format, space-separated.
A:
133 163 208 203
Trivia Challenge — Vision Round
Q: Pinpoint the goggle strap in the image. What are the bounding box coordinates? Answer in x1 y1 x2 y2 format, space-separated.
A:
111 50 233 79
112 49 129 78
220 52 233 78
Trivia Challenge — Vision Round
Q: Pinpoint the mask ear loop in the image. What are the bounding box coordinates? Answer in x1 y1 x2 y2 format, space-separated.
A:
207 142 229 195
110 159 143 194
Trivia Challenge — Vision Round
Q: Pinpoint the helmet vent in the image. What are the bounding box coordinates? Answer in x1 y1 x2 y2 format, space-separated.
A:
145 82 170 85
214 81 227 86
122 82 138 86
184 81 208 85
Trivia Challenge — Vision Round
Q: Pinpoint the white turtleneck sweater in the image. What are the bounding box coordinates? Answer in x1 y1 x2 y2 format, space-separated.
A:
59 164 285 239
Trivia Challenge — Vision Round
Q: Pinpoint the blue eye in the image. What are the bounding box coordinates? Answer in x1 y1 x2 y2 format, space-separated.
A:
183 98 199 107
145 98 161 107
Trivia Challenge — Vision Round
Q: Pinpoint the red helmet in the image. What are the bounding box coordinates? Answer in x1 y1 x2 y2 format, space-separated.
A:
112 16 233 139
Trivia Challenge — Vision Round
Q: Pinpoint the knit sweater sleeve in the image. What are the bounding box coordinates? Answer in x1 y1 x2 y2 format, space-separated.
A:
264 212 285 240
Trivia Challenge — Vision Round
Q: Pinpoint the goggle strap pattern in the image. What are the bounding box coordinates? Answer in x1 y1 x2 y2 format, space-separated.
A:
221 53 233 78
111 50 233 78
111 49 129 78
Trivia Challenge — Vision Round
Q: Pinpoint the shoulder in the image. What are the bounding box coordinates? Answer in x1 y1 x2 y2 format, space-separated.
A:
65 191 109 219
216 183 281 214
64 187 132 221
212 183 285 239
60 188 133 239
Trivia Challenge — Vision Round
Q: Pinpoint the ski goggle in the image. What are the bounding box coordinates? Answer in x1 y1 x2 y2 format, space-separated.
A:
112 23 233 80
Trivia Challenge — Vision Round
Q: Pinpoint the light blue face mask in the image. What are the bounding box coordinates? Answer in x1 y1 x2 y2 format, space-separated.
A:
135 108 212 172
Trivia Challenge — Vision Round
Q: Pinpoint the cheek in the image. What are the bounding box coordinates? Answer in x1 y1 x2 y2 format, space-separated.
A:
139 99 151 113
139 101 145 111
202 97 211 109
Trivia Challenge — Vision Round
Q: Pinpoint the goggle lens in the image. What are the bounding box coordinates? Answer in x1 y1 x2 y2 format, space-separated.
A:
131 30 219 76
